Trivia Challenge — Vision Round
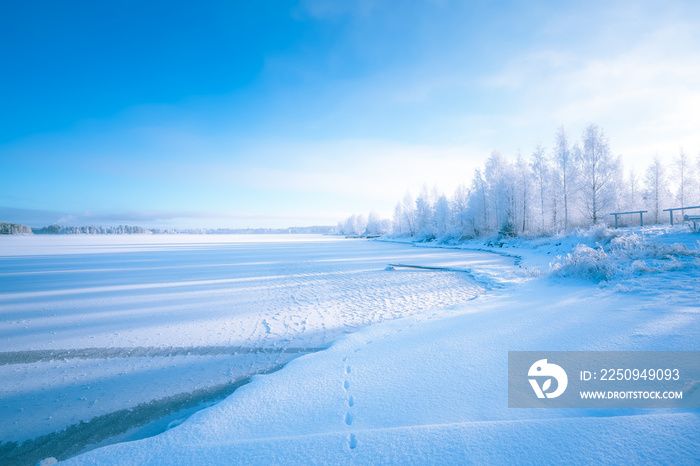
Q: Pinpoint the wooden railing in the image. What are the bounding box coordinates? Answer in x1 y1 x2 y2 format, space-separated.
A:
662 205 700 225
609 210 647 228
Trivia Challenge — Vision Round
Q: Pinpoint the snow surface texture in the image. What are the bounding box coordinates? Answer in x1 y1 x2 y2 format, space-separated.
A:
62 227 700 465
0 235 494 464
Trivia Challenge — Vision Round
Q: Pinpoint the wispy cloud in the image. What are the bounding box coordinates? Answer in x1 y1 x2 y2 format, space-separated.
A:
475 17 700 166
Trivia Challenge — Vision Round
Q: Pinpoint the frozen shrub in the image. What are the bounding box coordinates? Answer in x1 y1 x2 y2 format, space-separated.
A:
629 260 655 274
550 244 614 281
609 233 697 260
498 221 517 239
583 223 618 245
550 231 700 282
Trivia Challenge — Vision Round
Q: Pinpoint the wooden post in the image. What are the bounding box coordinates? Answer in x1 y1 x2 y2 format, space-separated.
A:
614 214 618 229
670 210 674 226
640 211 643 227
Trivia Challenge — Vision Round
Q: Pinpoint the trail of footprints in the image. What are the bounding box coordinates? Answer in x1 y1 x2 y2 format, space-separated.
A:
340 324 423 452
342 355 358 450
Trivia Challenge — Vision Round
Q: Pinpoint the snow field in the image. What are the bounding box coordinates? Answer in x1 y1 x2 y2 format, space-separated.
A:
63 227 700 464
0 235 496 464
65 277 700 464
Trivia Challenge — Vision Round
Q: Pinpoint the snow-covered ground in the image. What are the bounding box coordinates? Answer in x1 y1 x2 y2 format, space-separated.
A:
3 228 700 465
0 235 499 465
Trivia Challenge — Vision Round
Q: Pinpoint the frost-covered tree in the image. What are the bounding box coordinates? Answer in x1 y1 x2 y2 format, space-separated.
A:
515 153 532 233
579 124 617 224
625 168 641 211
644 156 670 224
673 149 695 209
430 185 442 210
452 183 469 230
462 168 489 237
499 158 518 236
530 142 549 232
612 155 626 214
434 194 452 235
365 212 383 235
352 214 368 235
472 168 489 233
414 184 435 235
549 168 563 231
553 126 577 231
356 214 368 234
401 191 416 236
339 212 390 236
484 151 511 231
392 202 404 235
339 215 358 235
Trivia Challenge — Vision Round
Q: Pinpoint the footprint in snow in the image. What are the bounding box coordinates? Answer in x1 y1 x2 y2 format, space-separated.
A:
342 358 357 450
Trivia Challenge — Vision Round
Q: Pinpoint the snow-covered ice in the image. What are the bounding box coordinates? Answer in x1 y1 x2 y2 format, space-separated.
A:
0 234 496 464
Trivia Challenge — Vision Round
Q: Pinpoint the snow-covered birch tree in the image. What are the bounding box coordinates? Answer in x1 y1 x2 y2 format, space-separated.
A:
579 124 617 224
644 156 670 224
530 142 548 232
672 149 695 209
434 194 452 235
452 184 469 231
515 153 532 234
553 126 576 231
401 191 416 236
392 202 403 235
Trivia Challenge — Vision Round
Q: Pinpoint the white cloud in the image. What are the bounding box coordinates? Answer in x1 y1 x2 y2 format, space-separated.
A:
477 20 700 170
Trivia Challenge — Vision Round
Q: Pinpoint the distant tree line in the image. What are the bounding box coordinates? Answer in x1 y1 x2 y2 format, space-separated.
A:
33 225 152 235
201 226 337 234
26 225 338 235
339 124 700 238
0 222 33 235
337 213 392 236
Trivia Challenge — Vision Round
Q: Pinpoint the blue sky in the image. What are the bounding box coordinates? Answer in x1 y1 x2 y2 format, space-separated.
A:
2 0 700 228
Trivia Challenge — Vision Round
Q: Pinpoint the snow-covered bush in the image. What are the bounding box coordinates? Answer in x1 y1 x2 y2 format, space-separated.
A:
550 232 700 282
550 244 614 281
579 223 618 246
498 221 517 239
608 233 698 259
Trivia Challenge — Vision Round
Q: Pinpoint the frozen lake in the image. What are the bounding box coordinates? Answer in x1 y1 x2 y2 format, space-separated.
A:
0 235 509 464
